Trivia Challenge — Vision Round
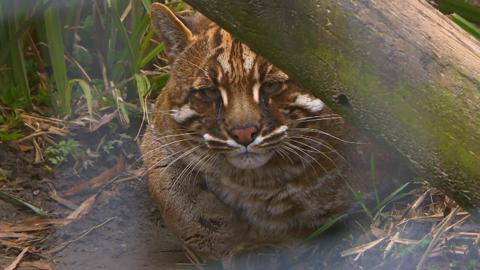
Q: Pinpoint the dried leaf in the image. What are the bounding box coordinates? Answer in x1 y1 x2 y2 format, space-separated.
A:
0 232 34 239
65 194 97 223
0 218 67 232
19 261 54 270
341 237 386 257
49 190 78 210
63 157 125 196
89 110 117 132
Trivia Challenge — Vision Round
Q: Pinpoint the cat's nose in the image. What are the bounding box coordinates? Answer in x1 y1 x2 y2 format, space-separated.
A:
229 125 259 146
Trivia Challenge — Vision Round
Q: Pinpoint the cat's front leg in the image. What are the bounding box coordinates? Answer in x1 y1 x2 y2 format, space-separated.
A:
146 161 247 262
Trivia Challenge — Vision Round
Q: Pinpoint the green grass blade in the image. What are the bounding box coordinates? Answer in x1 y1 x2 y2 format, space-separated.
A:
140 25 155 53
373 192 412 220
341 175 374 220
307 213 348 241
113 85 130 125
438 0 480 24
370 153 380 205
451 13 480 40
44 5 71 116
70 79 94 119
0 191 47 216
140 43 164 68
127 1 153 72
0 0 51 64
141 0 152 13
105 8 119 80
131 16 151 70
355 191 374 220
109 0 135 73
373 182 411 214
3 1 31 108
134 74 150 105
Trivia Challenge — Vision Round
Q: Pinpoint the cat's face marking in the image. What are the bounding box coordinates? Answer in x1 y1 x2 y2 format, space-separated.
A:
293 94 325 113
152 5 328 170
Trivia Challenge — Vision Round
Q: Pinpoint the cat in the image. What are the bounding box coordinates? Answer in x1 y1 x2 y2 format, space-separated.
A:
140 3 409 263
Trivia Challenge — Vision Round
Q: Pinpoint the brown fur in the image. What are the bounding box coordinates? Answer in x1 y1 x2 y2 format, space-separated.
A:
141 3 409 263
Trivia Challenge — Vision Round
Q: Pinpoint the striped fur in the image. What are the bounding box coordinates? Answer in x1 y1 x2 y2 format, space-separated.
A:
141 3 360 262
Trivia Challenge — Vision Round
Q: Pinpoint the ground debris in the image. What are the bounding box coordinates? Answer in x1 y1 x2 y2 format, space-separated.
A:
5 247 28 270
337 184 480 270
62 157 125 197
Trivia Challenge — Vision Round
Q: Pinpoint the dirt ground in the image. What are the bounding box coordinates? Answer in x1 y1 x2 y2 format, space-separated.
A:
0 140 188 270
0 130 189 270
51 181 187 270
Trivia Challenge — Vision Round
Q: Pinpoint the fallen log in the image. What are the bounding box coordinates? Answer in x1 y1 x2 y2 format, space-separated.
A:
183 0 480 212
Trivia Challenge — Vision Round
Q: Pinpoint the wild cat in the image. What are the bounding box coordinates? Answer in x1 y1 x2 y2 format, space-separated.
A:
141 3 408 263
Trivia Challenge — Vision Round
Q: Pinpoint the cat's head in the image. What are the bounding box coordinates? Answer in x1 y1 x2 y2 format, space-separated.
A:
151 4 343 171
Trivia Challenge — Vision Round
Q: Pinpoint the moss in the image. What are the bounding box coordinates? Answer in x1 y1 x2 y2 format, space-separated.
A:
310 46 480 207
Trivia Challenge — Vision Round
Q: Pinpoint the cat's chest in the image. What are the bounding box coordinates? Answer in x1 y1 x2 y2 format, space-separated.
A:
202 167 346 228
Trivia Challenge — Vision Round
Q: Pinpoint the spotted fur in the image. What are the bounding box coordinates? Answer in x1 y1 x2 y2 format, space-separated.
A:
141 3 405 263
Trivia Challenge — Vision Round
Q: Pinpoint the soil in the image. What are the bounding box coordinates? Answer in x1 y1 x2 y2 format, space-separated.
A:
0 126 188 270
51 181 187 270
0 143 56 223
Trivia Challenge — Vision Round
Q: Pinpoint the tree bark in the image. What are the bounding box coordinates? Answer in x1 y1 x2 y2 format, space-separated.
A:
183 0 480 212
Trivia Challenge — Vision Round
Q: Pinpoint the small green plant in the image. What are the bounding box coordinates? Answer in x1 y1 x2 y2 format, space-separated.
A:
0 113 24 142
0 114 22 129
45 139 81 165
342 156 412 221
102 133 132 154
0 130 24 142
0 87 30 110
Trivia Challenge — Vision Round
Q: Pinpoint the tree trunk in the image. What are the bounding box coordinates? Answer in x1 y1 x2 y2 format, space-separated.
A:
183 0 480 212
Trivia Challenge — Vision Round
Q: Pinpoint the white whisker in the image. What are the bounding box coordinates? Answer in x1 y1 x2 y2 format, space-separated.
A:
291 127 361 144
287 139 338 169
136 137 195 165
285 141 327 175
281 144 308 170
289 134 346 162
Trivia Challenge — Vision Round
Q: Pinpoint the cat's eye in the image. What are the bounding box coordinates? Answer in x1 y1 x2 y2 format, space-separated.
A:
190 87 221 103
261 80 287 96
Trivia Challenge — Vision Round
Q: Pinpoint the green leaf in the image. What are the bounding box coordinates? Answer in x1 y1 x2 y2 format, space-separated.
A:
70 79 94 119
134 73 151 110
140 43 165 68
44 5 71 116
1 1 31 108
451 13 480 41
0 87 28 109
109 0 135 74
438 0 480 24
0 131 24 142
141 0 152 12
374 182 410 213
113 86 130 125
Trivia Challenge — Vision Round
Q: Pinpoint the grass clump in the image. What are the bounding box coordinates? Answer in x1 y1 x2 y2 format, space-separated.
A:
0 0 186 123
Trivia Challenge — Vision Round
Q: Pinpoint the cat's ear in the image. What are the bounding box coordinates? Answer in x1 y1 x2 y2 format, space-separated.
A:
151 3 193 61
